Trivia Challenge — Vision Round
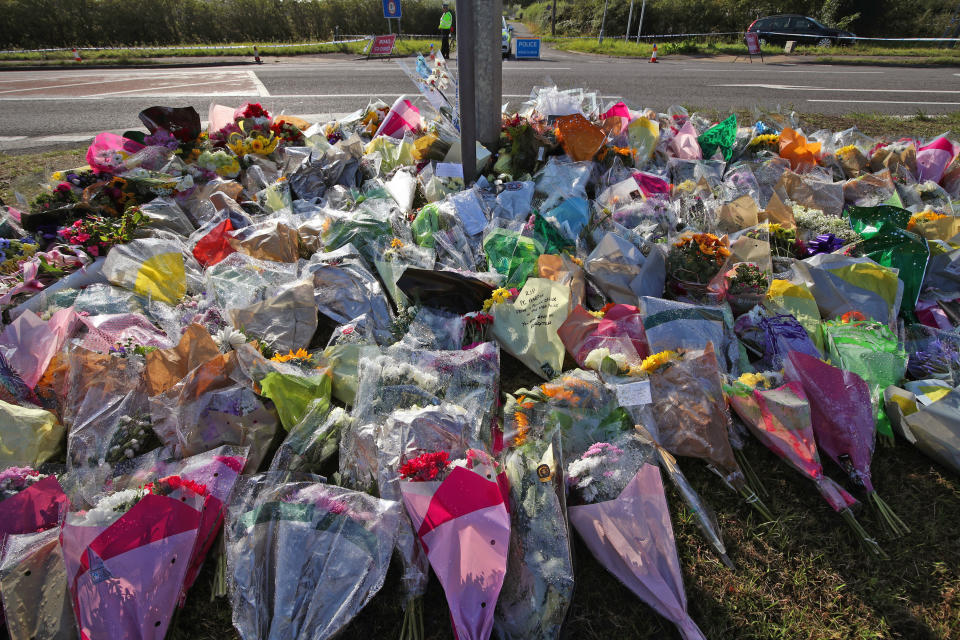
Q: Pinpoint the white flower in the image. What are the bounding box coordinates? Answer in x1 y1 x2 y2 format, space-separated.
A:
216 326 247 351
81 488 144 526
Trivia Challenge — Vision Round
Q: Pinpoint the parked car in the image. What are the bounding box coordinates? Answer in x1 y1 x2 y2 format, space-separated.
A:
502 16 514 58
747 15 856 47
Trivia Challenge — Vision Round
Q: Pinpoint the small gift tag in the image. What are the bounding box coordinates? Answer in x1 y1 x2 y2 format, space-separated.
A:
615 380 652 407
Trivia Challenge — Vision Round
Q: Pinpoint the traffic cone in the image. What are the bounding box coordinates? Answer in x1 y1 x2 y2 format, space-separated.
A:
253 46 262 64
72 48 81 62
649 44 658 63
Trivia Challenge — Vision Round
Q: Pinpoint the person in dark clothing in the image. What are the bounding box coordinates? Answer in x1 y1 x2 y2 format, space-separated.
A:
439 2 454 58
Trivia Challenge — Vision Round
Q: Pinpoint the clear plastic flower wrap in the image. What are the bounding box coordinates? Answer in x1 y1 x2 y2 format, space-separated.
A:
372 236 436 308
270 405 349 478
302 243 394 344
399 305 464 350
226 474 399 640
205 251 299 314
585 230 666 303
495 434 575 640
637 296 741 375
0 529 76 640
149 345 279 471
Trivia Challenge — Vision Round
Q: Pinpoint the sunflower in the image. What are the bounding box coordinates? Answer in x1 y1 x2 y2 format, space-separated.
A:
249 138 265 155
639 350 678 374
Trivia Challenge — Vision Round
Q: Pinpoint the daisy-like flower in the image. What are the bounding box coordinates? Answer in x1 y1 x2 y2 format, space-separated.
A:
906 210 947 232
271 348 311 363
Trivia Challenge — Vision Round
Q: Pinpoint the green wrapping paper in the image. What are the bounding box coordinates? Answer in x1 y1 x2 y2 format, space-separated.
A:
846 205 931 314
484 228 544 289
697 114 737 161
411 203 443 248
822 319 907 444
259 370 332 432
533 214 575 255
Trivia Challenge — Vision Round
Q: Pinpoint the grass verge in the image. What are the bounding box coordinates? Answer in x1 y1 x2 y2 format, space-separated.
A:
545 37 960 66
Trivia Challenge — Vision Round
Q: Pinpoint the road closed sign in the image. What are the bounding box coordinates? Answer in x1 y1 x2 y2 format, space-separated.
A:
515 38 541 60
370 34 397 57
745 32 761 55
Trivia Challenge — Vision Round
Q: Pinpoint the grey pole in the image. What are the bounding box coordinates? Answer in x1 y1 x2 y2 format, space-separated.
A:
473 0 504 153
598 0 609 44
636 0 646 42
457 0 477 182
625 0 634 41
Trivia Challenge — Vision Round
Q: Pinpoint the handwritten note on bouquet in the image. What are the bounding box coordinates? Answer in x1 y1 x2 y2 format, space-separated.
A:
615 380 652 407
435 162 464 179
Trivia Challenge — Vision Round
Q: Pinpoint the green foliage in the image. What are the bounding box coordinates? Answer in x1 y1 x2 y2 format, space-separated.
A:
820 0 861 31
520 0 956 39
0 0 449 49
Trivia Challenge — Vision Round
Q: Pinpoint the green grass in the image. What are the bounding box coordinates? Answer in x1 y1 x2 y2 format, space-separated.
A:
0 38 441 64
3 120 960 638
545 36 960 66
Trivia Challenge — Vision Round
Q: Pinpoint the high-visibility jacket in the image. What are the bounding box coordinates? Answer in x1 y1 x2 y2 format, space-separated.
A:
439 10 453 30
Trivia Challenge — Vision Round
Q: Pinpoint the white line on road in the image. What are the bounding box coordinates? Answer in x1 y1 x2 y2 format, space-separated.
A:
808 99 960 105
90 77 258 97
248 71 271 97
712 84 960 93
0 136 26 142
686 68 884 74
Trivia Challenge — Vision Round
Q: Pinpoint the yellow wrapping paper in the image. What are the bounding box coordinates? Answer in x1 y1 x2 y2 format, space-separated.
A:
0 400 64 467
765 279 825 351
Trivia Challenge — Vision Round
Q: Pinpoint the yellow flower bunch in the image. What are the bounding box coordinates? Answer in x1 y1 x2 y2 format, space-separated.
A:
271 348 311 363
748 133 780 148
638 350 678 374
50 171 65 182
482 287 514 312
390 238 405 249
737 371 771 389
216 158 242 178
835 144 859 156
227 132 280 157
907 210 948 232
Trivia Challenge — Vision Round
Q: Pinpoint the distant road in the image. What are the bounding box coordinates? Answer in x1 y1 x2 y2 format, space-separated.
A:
2 35 959 152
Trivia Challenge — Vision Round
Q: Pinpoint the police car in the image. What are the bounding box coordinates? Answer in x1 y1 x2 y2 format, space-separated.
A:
502 16 513 58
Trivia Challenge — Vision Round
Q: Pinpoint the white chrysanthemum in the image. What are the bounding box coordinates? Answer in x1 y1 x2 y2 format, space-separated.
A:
216 326 246 351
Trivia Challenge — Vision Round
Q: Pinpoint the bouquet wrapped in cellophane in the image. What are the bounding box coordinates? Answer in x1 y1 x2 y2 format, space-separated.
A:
227 474 399 640
725 372 885 556
399 448 510 640
566 433 707 640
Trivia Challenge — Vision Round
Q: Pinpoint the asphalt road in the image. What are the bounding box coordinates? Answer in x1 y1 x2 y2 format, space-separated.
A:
1 40 959 152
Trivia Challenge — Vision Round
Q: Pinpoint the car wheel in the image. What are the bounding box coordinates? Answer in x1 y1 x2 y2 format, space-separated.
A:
816 37 833 48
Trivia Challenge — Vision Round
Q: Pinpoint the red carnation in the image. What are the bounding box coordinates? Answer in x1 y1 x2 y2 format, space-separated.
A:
399 451 451 482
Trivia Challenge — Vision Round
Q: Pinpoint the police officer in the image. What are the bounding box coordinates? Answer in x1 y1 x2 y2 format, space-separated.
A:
439 1 454 58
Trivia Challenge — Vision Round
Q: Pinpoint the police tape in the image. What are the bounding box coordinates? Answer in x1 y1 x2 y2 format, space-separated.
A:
548 32 960 42
0 38 368 55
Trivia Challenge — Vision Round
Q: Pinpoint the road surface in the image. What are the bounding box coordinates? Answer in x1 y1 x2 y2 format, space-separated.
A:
1 38 958 152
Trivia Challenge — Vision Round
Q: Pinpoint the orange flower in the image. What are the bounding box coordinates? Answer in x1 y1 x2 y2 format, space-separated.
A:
271 348 311 363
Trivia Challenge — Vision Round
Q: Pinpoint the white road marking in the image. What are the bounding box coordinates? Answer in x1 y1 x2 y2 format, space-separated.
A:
712 83 960 93
248 70 271 97
808 99 960 105
90 78 258 97
686 67 884 74
29 134 95 143
0 136 26 141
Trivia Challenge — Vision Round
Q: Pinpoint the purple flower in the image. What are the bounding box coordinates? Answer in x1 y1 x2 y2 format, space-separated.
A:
806 233 845 256
144 128 180 150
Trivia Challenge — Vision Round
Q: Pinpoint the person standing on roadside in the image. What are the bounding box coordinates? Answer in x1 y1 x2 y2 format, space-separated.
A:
439 1 455 58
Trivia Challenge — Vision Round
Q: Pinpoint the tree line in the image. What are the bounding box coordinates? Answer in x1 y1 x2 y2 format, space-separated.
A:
519 0 957 39
0 0 449 49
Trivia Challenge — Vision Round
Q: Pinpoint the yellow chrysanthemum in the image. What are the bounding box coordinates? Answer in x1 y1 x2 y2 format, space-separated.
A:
390 238 404 248
639 350 678 374
835 144 859 156
737 372 770 389
490 288 513 304
51 171 65 181
748 133 780 148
